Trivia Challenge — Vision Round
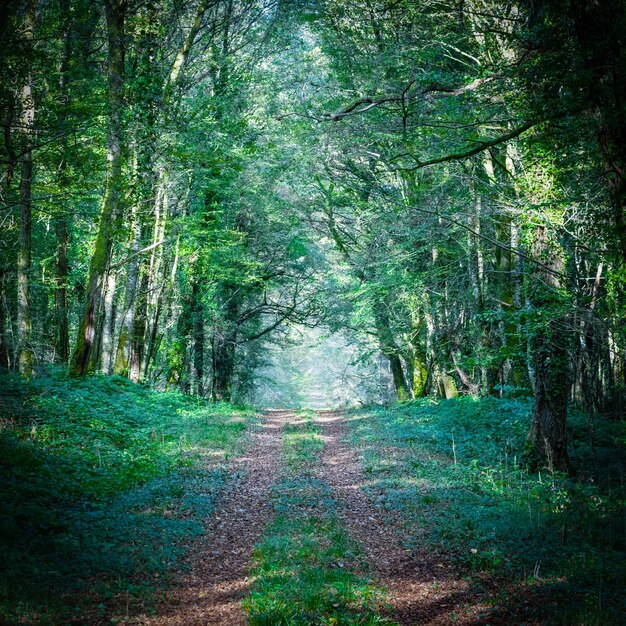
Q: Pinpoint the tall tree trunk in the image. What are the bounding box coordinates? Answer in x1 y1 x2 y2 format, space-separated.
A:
142 185 168 378
210 281 241 402
510 216 532 392
211 334 235 402
54 0 72 364
0 268 8 370
54 218 70 363
529 332 572 473
144 233 179 379
408 311 428 397
100 272 117 374
467 191 494 393
17 1 36 378
114 206 141 375
192 278 205 396
373 301 409 400
129 268 148 382
168 288 191 392
18 137 34 376
70 0 125 376
526 225 573 474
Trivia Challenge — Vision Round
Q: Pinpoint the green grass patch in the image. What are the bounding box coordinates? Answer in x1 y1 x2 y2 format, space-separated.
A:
244 410 395 625
0 368 255 624
346 397 626 624
282 409 324 472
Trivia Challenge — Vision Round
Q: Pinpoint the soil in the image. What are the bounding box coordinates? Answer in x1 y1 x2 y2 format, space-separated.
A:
121 409 542 626
124 410 295 626
314 410 491 625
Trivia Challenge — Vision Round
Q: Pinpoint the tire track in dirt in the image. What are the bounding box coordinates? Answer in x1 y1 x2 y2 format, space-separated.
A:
315 410 488 626
126 409 295 626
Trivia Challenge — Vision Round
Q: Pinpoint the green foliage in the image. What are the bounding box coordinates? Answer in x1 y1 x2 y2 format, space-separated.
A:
347 398 626 624
2 0 626 619
245 492 391 626
0 369 254 623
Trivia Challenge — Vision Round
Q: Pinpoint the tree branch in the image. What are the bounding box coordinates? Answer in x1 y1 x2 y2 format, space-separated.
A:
407 204 567 279
110 239 166 272
395 119 540 170
324 76 498 121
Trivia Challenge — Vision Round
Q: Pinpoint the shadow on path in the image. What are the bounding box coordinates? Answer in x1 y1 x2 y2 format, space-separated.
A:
124 410 296 626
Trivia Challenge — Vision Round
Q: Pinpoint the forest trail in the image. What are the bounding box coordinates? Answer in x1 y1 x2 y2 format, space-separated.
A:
128 410 295 626
121 409 518 626
315 411 487 626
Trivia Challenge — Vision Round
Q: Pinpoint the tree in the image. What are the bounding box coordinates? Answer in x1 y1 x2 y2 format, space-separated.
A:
16 0 36 377
70 0 125 375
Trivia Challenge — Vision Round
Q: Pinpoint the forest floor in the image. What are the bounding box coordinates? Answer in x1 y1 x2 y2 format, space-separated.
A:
126 408 487 626
125 409 291 625
122 406 624 626
2 374 624 625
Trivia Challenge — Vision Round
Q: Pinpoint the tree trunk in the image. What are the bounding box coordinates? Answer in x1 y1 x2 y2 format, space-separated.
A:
528 334 572 473
70 0 125 376
18 131 34 377
129 268 148 382
373 301 409 400
210 278 246 403
100 272 117 374
525 225 573 474
17 0 36 377
145 234 179 379
192 278 205 396
114 211 141 375
54 218 70 363
211 334 235 402
168 289 191 392
54 0 72 364
467 192 495 393
408 313 428 397
0 268 9 369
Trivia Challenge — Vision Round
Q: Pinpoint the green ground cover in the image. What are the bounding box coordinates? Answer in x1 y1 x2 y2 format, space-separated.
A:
0 369 255 624
346 397 626 625
244 410 395 626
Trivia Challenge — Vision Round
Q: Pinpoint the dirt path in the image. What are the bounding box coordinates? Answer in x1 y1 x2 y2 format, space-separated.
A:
315 410 487 626
127 410 294 626
124 408 491 626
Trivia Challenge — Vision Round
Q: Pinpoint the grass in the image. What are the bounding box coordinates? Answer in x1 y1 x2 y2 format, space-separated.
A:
244 409 395 626
345 397 626 625
0 368 255 624
5 375 623 625
282 408 324 471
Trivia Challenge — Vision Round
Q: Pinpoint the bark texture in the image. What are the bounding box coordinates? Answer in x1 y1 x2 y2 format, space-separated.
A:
70 0 125 375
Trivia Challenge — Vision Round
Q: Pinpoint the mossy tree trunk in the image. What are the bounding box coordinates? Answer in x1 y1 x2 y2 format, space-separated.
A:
70 0 125 376
526 225 573 474
53 0 73 365
373 301 410 401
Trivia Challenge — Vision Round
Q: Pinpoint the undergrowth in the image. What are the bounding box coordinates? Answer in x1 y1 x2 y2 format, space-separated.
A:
0 368 254 624
346 397 626 625
244 410 395 625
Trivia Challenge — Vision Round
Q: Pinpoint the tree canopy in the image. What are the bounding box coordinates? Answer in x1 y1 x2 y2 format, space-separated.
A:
2 0 626 473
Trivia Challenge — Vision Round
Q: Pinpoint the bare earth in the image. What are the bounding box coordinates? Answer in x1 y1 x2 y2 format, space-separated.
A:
315 410 490 626
125 409 294 626
121 409 538 626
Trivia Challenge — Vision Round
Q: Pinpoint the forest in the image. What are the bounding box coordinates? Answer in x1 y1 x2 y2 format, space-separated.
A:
1 0 625 624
